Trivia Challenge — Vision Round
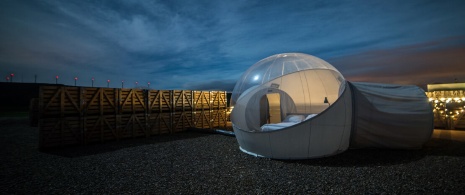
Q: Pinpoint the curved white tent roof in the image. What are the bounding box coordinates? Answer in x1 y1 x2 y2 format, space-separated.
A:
231 53 433 159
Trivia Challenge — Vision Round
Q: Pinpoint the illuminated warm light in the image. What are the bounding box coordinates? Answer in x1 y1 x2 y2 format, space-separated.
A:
107 79 110 82
74 77 78 80
440 98 445 101
56 75 59 79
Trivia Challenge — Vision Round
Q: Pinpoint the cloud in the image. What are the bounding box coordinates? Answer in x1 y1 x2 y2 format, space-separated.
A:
1 0 465 88
328 36 465 86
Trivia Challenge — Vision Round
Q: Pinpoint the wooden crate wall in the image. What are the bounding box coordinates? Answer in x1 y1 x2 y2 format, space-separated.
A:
120 89 147 114
38 86 228 148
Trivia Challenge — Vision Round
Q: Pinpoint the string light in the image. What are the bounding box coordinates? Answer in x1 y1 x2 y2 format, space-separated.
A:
429 93 465 126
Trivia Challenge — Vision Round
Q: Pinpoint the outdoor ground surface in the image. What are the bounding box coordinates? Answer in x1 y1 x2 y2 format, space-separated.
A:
1 117 465 194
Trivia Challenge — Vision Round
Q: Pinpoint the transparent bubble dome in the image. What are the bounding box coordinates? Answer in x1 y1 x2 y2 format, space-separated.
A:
231 53 345 106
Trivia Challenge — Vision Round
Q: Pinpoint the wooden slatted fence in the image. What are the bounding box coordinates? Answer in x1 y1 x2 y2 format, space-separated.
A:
38 86 228 148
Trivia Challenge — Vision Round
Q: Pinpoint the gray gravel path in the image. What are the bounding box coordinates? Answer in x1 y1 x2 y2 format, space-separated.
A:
1 117 465 194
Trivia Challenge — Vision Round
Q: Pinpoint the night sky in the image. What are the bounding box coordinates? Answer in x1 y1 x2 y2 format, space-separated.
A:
1 0 465 91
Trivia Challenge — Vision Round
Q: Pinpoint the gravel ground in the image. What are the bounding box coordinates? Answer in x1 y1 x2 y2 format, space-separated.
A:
1 117 465 194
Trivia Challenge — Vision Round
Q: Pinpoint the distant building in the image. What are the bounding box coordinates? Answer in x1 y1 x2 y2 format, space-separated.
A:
426 83 465 129
427 83 465 92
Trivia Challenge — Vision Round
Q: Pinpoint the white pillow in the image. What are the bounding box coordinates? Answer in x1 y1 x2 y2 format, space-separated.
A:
283 115 304 123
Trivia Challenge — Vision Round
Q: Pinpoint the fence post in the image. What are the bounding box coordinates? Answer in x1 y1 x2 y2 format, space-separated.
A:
79 87 84 144
170 90 174 133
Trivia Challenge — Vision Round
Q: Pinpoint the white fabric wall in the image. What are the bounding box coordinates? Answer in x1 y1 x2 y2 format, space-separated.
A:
233 82 353 159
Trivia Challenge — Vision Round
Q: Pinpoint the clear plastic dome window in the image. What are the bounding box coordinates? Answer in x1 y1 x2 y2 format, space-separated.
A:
231 53 343 107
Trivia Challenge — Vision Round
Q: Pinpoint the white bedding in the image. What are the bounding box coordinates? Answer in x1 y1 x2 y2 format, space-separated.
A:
260 114 317 131
261 122 297 131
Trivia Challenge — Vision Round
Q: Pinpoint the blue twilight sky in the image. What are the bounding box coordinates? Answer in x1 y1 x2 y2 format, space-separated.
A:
1 0 465 91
